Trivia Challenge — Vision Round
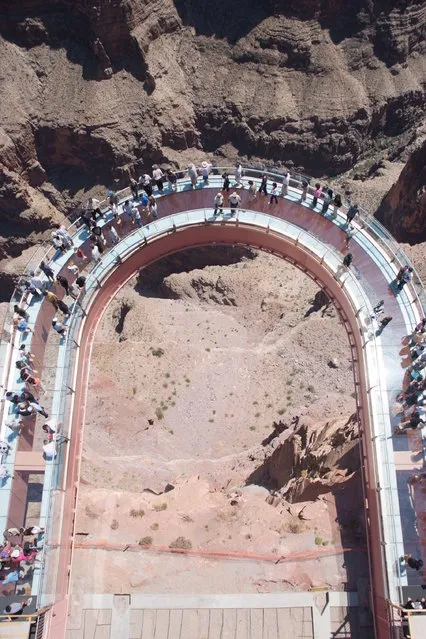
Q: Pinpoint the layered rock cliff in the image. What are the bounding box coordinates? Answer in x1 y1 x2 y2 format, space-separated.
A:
1 0 426 290
376 138 426 243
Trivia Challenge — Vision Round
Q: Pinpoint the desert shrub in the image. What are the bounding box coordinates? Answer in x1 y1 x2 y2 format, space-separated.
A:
151 348 164 357
288 520 303 534
130 509 145 518
139 536 153 546
169 536 192 550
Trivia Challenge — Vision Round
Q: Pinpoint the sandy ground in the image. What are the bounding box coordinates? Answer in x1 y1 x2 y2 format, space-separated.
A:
69 251 367 610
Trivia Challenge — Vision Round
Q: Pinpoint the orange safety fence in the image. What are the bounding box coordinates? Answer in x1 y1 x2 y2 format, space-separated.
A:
73 539 365 563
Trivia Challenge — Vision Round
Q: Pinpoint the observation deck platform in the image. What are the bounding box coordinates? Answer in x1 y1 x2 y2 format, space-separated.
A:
0 168 426 638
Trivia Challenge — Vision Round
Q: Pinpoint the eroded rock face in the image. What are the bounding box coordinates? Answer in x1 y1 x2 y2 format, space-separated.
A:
247 414 360 503
376 139 426 243
0 0 425 280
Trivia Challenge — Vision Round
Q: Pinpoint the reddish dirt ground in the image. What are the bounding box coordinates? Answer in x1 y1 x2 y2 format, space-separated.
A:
69 250 368 610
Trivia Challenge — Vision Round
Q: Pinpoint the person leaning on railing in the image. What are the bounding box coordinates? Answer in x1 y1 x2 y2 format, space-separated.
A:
13 305 28 321
130 177 138 200
321 189 333 215
39 260 55 282
331 193 342 219
396 266 413 292
188 164 198 188
281 171 290 197
311 183 322 208
139 173 153 197
346 203 359 226
13 317 34 336
166 168 177 190
152 165 165 192
3 598 32 619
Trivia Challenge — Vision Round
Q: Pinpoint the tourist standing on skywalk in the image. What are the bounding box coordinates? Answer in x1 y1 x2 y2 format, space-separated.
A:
346 203 359 225
311 183 322 209
188 164 198 187
331 193 342 219
281 171 290 196
166 168 177 190
202 161 212 183
321 189 333 215
229 191 241 216
56 274 71 297
258 174 268 196
248 181 257 201
52 318 67 337
213 192 224 216
300 178 309 202
42 290 70 315
56 225 74 247
130 177 139 199
222 171 230 192
148 195 158 218
108 225 120 245
269 183 279 205
152 165 165 192
139 173 153 197
396 266 413 291
39 260 55 281
234 163 243 187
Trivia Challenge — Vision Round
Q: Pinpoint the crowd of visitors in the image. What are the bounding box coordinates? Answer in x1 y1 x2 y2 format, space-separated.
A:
394 316 426 436
0 524 44 608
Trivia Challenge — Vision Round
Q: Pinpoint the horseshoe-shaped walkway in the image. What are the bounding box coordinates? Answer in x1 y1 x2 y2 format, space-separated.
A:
0 170 425 638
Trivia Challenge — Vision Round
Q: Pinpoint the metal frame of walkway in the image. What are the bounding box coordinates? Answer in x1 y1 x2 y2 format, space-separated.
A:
1 168 426 638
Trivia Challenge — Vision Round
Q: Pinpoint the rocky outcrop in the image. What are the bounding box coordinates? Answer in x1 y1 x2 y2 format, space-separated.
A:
247 414 360 503
376 139 426 243
135 246 256 297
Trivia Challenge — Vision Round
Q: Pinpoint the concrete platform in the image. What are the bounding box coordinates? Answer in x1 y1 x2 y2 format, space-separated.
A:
65 592 373 639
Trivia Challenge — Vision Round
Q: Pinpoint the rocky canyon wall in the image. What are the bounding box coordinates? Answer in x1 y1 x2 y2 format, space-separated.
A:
376 138 426 243
0 0 426 291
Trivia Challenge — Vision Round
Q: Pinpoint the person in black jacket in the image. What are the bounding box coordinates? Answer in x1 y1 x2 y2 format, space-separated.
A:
56 275 70 296
258 174 268 196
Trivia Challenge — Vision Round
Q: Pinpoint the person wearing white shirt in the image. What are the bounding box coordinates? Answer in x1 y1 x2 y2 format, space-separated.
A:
201 161 212 183
87 197 100 213
188 164 198 188
134 207 142 228
213 192 224 216
28 271 44 293
139 174 153 197
43 439 55 459
269 182 279 205
57 225 73 246
123 200 133 221
91 244 101 263
108 225 120 244
234 163 243 187
152 165 164 192
42 419 58 439
67 264 79 277
228 192 241 216
281 171 290 196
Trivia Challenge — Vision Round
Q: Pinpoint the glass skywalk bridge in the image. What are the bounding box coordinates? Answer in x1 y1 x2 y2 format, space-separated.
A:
0 168 425 639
